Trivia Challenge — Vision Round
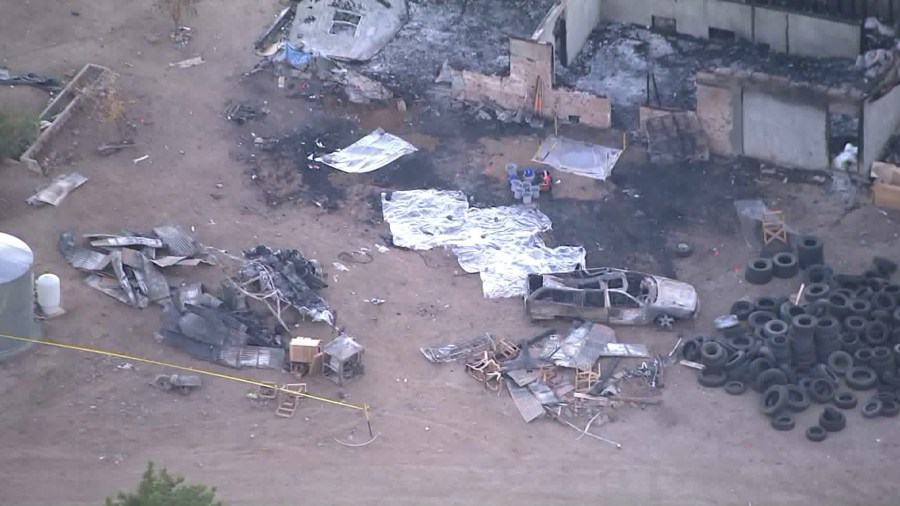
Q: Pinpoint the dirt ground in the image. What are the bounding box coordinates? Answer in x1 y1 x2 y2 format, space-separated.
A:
2 1 900 505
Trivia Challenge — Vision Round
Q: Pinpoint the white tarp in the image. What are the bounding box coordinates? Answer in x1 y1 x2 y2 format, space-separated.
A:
533 135 623 180
316 128 417 174
381 189 586 298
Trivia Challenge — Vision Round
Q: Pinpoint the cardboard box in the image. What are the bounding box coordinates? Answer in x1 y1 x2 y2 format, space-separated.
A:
872 162 900 210
289 337 322 363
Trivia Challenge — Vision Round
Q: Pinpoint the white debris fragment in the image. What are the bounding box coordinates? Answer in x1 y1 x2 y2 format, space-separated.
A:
332 261 350 272
168 56 205 69
132 154 149 164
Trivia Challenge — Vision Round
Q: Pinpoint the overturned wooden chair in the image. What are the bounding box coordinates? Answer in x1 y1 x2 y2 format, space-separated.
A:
275 383 307 419
466 351 504 393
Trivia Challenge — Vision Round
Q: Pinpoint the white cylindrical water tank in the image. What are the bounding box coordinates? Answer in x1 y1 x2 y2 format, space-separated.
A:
0 232 35 358
36 273 61 316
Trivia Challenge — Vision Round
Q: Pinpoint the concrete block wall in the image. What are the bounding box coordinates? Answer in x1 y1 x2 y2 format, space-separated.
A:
596 0 861 59
862 82 900 173
460 37 611 129
742 89 830 170
696 80 743 156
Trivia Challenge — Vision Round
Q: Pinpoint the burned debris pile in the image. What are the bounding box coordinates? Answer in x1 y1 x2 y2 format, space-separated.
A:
688 227 900 442
58 225 215 309
423 321 677 447
232 245 334 326
157 282 287 370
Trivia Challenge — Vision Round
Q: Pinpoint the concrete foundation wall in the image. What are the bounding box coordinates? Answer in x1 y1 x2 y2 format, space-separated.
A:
564 0 603 65
862 83 900 173
598 0 861 58
742 90 829 170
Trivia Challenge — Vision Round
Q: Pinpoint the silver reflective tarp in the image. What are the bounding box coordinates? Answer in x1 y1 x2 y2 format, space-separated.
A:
533 136 622 180
382 189 585 298
316 128 417 174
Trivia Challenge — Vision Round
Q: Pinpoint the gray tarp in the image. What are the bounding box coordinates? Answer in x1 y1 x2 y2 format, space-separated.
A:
533 135 623 180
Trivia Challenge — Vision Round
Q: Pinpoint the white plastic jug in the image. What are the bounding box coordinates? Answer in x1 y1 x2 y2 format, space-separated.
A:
36 273 61 316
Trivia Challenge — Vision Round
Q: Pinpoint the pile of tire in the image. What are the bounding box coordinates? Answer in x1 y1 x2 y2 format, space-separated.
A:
687 241 900 442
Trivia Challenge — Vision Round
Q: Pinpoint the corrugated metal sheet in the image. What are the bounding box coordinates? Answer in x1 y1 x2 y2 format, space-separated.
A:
508 384 546 423
528 381 560 405
158 329 218 363
218 346 285 369
153 224 200 256
67 249 110 271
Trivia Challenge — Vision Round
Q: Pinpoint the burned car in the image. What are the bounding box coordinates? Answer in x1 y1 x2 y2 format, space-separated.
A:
525 267 699 328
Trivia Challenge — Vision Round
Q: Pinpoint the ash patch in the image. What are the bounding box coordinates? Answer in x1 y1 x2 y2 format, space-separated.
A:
540 158 761 277
238 117 359 209
559 23 865 129
361 0 555 98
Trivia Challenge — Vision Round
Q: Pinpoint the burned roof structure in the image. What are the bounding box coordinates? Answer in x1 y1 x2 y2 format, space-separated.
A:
289 0 409 61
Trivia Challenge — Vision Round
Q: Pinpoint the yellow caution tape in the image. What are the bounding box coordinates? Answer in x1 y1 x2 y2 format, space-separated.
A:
0 332 369 412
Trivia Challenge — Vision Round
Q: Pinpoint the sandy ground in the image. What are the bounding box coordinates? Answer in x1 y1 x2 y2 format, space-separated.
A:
2 1 900 505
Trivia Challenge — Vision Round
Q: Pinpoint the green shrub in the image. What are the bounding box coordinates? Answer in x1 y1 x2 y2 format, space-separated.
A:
105 462 223 506
0 110 37 160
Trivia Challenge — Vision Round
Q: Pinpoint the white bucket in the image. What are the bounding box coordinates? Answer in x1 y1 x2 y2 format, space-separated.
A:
36 273 61 316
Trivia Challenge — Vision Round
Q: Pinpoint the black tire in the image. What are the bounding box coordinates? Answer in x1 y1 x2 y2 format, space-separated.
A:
771 413 795 431
747 357 774 383
865 321 890 347
700 341 728 370
761 384 790 416
819 406 846 432
849 298 872 318
681 335 710 362
805 282 831 302
791 314 817 339
748 311 777 330
854 348 874 367
862 399 883 418
880 399 900 417
809 378 836 403
871 291 898 312
811 364 839 385
726 334 753 352
674 241 693 258
827 351 853 376
844 315 868 336
815 316 841 338
855 286 875 301
804 264 834 286
806 425 827 442
698 368 727 388
868 276 890 289
871 309 891 324
883 284 900 303
873 256 899 277
797 235 824 269
730 300 754 321
778 363 798 384
746 258 774 285
755 367 788 393
769 334 792 365
724 350 751 381
835 274 865 290
754 296 779 313
763 319 789 340
833 391 858 410
772 252 799 279
785 384 811 412
779 301 805 322
841 333 863 354
846 366 878 390
724 381 747 395
828 292 851 318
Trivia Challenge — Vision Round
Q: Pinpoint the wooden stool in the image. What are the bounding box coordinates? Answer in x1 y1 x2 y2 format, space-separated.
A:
574 365 601 393
495 339 520 361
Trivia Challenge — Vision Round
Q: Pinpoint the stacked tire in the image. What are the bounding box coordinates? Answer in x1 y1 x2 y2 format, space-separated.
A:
688 249 900 442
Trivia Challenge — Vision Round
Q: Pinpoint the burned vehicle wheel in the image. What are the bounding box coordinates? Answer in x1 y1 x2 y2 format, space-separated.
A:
674 242 693 258
656 314 675 330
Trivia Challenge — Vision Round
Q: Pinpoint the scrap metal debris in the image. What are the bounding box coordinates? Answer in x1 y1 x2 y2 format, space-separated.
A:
97 141 136 156
58 226 215 308
224 103 268 124
157 282 286 369
0 65 62 92
228 245 335 326
422 324 673 445
26 172 88 207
